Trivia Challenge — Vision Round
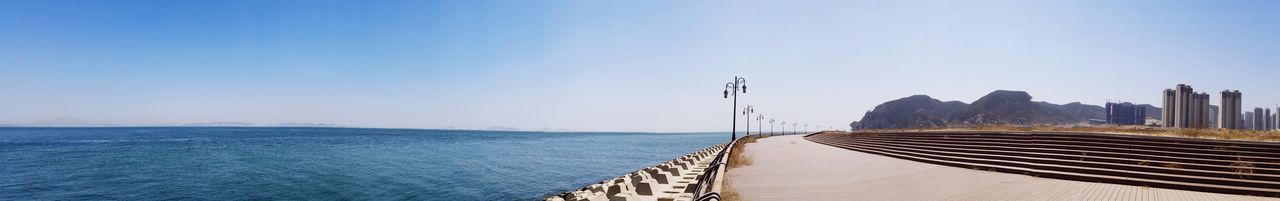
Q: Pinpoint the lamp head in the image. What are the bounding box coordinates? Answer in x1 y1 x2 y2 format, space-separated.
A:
741 84 746 93
723 89 728 98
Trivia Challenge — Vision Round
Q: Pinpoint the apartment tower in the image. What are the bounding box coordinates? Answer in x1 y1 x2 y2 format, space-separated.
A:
1219 90 1242 129
1162 84 1211 128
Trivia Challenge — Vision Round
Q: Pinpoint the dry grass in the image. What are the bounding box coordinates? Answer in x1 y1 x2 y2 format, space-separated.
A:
722 135 768 201
1212 145 1240 151
720 178 743 201
728 136 762 168
1231 155 1256 179
856 124 1280 142
1166 129 1280 141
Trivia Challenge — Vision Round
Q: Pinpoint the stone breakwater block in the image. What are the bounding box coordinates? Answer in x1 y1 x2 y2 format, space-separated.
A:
546 144 729 201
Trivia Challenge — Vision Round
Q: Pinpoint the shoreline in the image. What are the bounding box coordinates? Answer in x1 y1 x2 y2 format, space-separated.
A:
545 144 728 201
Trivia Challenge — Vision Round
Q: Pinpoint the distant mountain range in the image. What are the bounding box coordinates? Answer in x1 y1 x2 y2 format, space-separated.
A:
851 90 1162 130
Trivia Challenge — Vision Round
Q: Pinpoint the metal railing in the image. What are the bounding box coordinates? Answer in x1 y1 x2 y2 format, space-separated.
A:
690 132 819 200
689 145 730 200
690 133 775 201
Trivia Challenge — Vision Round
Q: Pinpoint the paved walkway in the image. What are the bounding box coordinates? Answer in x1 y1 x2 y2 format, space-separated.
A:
725 135 1280 201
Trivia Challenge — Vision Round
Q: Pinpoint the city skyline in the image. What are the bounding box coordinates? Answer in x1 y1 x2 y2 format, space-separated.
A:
3 1 1280 132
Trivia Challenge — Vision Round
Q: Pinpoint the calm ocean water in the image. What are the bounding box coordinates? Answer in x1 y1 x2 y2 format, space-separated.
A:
0 127 727 200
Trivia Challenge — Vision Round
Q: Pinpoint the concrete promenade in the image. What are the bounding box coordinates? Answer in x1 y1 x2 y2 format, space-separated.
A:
725 135 1280 201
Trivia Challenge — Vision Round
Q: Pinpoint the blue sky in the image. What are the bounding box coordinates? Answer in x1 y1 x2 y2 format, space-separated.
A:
2 0 1278 132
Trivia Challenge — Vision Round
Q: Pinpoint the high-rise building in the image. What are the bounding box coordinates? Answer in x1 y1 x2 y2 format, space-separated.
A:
1179 85 1191 127
1161 84 1211 128
1264 113 1274 130
1105 102 1145 125
1163 89 1175 127
1245 111 1255 130
1209 105 1219 128
1219 90 1243 129
1267 108 1274 130
1240 113 1246 130
1255 108 1266 131
1198 93 1210 128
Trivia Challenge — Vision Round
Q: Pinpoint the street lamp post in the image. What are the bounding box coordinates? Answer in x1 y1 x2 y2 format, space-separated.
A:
757 114 764 136
742 105 754 138
792 123 798 134
723 76 747 141
769 119 775 136
780 121 786 136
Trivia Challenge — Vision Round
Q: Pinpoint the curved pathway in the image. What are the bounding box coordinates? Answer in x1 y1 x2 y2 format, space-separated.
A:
726 135 1279 201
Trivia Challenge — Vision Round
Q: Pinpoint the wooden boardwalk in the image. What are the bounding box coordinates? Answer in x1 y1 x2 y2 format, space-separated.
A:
726 135 1280 201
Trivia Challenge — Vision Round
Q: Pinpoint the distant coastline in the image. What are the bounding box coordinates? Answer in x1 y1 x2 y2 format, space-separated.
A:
0 125 734 135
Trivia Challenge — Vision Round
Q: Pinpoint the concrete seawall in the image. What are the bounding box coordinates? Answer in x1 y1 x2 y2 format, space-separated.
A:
546 144 727 201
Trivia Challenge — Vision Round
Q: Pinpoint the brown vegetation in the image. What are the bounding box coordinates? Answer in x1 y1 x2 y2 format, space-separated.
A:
728 135 762 168
722 135 766 201
1167 129 1280 142
1231 155 1256 179
720 178 743 201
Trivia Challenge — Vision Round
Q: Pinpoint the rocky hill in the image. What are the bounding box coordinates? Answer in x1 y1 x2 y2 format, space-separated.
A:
854 95 967 129
1048 102 1107 122
1140 104 1162 120
853 90 1116 129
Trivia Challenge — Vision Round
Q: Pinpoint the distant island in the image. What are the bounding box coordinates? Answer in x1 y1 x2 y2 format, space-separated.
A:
0 118 340 128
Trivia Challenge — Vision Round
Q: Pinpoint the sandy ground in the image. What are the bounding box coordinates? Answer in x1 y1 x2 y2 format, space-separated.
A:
725 135 1280 201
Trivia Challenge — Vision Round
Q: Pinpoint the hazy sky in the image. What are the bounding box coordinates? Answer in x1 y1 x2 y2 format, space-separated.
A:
2 0 1278 132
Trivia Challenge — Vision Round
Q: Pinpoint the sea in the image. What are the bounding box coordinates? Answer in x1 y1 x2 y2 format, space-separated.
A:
0 127 728 200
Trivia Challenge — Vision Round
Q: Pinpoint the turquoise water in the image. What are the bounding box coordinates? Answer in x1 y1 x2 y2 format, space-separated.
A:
0 127 727 200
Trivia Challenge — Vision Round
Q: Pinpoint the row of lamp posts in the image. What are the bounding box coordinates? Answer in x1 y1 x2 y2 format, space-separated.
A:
724 76 830 142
